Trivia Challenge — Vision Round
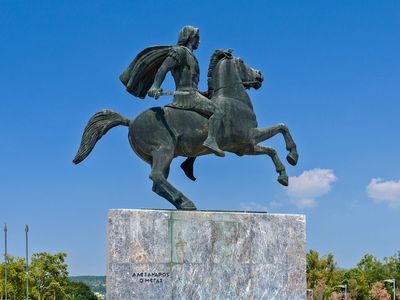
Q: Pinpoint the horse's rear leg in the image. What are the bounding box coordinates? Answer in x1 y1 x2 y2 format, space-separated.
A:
149 150 197 210
252 124 298 166
244 145 289 186
180 157 197 181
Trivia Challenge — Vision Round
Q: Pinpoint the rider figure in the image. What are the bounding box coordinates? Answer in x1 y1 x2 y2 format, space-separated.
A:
147 25 225 157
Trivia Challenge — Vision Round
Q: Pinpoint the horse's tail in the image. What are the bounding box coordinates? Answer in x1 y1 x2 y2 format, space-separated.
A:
73 110 130 164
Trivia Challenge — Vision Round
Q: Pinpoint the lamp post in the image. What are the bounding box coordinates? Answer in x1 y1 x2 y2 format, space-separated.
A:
25 225 29 300
336 284 347 300
384 279 396 300
306 288 314 299
4 224 8 300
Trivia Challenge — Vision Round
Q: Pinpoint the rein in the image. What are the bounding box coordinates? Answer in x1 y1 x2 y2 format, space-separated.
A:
214 81 257 92
213 81 258 93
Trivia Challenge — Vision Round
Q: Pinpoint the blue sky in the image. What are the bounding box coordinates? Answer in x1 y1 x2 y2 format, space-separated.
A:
1 0 399 275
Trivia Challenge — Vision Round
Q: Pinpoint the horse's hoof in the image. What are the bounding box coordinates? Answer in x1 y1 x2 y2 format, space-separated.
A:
287 150 298 166
179 204 197 210
177 197 197 210
179 206 197 211
278 174 289 186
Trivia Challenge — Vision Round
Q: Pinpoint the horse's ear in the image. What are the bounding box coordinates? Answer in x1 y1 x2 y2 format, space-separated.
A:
224 49 233 59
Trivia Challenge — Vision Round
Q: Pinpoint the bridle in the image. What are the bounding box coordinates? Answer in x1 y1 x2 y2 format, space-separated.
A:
213 81 260 93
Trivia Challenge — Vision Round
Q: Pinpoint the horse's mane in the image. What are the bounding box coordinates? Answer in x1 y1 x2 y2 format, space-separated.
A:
207 49 233 98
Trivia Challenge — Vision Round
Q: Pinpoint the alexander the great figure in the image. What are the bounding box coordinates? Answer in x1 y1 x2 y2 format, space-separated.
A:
120 25 225 158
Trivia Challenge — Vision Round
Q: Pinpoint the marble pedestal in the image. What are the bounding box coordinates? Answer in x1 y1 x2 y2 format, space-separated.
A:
107 209 306 300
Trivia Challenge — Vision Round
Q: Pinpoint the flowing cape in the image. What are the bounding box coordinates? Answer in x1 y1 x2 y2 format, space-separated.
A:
119 46 172 99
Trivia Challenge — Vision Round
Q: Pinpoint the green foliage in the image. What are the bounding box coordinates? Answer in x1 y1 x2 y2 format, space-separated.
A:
307 249 400 300
343 268 370 299
0 252 100 300
69 276 105 295
0 255 26 300
307 250 344 299
29 252 69 300
357 254 385 283
66 281 98 300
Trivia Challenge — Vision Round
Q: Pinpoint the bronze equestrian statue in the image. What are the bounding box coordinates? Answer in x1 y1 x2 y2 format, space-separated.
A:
73 25 299 210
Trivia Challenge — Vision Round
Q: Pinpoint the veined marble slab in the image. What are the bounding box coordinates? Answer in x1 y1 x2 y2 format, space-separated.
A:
107 209 306 300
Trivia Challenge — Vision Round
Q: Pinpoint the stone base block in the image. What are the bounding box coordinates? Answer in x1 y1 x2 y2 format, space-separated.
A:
107 209 306 300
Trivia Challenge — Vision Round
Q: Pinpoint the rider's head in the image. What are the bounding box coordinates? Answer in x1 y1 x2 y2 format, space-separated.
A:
177 25 200 50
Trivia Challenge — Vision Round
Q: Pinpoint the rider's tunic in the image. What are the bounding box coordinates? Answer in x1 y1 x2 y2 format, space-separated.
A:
165 46 216 117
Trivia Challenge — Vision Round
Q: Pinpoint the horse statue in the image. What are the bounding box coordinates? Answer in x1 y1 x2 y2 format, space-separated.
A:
73 50 298 210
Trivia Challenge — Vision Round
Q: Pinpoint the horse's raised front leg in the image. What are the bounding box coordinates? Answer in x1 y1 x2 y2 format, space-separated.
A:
251 123 299 166
149 149 197 210
243 145 289 186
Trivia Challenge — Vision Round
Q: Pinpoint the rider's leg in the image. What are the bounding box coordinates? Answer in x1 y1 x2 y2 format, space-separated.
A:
191 94 225 157
203 108 225 157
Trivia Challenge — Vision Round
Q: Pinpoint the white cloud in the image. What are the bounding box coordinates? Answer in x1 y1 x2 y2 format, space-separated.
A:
268 200 282 209
294 198 316 208
285 168 337 208
367 178 400 207
240 200 284 212
240 200 282 212
240 201 269 212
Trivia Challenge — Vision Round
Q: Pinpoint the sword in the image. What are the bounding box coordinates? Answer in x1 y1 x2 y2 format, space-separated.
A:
149 90 190 99
159 91 190 97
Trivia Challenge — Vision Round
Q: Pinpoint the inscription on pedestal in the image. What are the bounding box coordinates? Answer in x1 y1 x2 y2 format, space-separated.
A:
132 272 169 284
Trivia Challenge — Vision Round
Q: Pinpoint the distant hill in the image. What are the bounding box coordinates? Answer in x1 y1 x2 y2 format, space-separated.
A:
69 276 106 298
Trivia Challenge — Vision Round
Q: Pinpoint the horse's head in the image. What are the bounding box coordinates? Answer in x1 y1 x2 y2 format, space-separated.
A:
208 50 264 98
232 55 264 90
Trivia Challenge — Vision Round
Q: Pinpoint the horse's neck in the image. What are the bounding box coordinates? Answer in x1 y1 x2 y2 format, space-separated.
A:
213 68 254 110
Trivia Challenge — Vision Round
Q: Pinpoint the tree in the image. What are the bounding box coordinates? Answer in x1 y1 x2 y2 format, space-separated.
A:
307 250 344 299
382 252 400 300
357 254 386 284
0 255 26 300
370 281 391 300
342 268 370 299
1 252 101 300
66 281 98 300
329 291 343 300
307 250 400 300
29 252 68 300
